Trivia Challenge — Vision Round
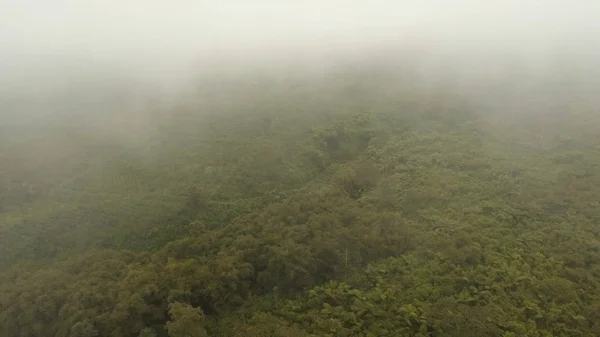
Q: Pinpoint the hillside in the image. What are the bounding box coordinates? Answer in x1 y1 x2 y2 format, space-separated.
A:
1 65 600 337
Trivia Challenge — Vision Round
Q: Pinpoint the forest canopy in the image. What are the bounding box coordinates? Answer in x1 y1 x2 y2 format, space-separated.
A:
1 57 600 337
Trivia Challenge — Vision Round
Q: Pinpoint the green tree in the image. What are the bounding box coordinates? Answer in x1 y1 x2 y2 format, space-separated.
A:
165 302 208 337
70 319 98 337
137 327 157 337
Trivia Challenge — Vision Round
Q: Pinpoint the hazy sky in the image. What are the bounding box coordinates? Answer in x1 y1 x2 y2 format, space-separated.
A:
1 1 599 86
1 0 598 133
2 1 598 55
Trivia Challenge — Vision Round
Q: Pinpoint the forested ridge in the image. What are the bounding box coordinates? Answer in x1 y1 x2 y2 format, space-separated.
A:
1 63 600 337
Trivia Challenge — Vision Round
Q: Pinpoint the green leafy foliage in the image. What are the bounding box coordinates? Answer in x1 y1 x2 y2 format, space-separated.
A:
1 65 600 336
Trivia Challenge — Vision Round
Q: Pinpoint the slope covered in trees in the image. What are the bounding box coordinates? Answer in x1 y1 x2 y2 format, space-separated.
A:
1 62 600 337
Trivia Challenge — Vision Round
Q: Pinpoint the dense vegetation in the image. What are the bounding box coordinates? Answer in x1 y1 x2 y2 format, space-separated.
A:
1 62 600 337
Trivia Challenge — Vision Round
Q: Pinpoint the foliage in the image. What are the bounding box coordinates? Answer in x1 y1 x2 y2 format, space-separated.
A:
1 65 600 336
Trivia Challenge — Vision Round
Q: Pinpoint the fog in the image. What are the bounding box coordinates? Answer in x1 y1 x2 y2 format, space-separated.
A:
2 1 599 76
1 0 599 131
4 3 600 334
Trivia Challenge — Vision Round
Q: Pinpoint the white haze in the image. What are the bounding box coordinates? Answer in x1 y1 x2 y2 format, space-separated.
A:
0 0 599 125
2 1 599 71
